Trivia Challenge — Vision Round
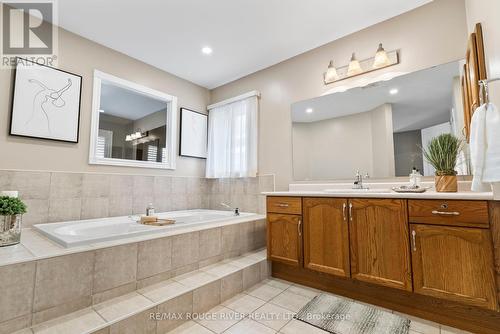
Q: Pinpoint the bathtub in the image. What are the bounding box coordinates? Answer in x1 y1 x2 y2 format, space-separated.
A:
34 209 255 248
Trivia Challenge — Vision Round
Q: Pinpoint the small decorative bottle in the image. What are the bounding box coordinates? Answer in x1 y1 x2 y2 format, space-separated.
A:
409 167 418 188
415 169 422 188
146 203 155 216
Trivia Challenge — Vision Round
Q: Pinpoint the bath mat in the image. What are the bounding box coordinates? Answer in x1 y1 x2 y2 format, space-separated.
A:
295 294 410 334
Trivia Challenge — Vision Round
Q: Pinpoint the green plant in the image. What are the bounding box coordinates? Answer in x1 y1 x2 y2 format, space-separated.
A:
422 134 463 176
0 196 27 216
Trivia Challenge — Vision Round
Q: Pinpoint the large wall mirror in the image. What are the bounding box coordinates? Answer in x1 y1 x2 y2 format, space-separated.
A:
291 60 471 181
89 71 177 169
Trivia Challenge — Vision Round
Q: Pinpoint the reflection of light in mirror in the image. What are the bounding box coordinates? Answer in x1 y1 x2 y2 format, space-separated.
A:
389 88 399 95
99 109 105 113
306 108 313 113
202 46 213 55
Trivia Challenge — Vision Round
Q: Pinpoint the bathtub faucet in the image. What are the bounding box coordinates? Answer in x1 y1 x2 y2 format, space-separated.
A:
220 202 240 216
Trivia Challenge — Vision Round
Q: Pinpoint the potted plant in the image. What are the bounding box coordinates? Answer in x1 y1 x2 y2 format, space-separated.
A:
422 133 463 192
0 196 27 247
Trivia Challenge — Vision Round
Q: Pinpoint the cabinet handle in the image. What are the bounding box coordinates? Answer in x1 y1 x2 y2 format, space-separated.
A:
276 203 289 208
411 230 417 252
349 203 353 221
342 203 347 221
297 218 302 236
431 210 460 216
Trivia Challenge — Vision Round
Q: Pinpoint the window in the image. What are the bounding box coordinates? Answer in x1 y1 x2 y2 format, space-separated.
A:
206 92 258 178
96 129 113 158
147 145 158 162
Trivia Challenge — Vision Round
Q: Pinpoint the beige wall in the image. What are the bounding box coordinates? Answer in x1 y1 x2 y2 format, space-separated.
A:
0 25 210 177
210 0 468 190
371 104 395 178
465 0 500 198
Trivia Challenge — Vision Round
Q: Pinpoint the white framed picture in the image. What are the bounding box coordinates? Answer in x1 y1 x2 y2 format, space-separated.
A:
10 58 82 143
179 108 207 159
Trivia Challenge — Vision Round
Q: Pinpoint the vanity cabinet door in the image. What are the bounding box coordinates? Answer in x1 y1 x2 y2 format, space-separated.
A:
349 199 412 291
303 198 350 277
267 213 302 266
411 224 498 310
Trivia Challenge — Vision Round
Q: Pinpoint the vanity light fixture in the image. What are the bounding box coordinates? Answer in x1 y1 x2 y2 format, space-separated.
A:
125 130 148 142
201 46 213 55
347 53 363 76
389 88 399 95
323 46 399 85
324 60 339 82
373 43 391 68
306 108 314 114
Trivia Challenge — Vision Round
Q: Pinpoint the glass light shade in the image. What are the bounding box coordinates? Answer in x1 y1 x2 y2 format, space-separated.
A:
125 135 132 141
373 43 390 68
347 53 362 76
324 60 339 82
135 131 141 138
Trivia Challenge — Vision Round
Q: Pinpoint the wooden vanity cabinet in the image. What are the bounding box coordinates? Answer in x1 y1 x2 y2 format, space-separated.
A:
410 224 497 310
267 197 302 266
302 198 350 277
408 199 498 311
349 199 412 291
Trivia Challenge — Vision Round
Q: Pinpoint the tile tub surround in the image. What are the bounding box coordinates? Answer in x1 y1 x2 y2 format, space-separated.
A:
0 169 275 227
18 249 269 334
0 216 266 333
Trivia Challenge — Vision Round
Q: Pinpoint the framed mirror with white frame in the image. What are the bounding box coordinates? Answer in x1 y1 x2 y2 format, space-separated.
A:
89 70 177 169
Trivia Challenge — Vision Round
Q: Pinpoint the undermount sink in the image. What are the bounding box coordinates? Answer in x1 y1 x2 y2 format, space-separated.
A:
324 188 392 193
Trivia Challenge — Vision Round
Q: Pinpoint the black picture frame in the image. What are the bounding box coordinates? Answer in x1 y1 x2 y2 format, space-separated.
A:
179 107 208 159
9 57 83 143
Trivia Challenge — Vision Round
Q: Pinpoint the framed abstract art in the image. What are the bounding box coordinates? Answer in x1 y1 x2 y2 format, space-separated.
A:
10 58 82 143
179 108 207 159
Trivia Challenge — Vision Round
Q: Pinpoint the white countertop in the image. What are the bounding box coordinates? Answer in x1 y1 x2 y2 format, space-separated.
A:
262 190 494 200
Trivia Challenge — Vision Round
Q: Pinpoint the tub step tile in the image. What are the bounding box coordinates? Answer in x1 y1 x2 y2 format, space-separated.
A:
93 292 153 323
28 249 268 334
199 262 240 277
172 270 219 288
31 307 106 334
138 279 190 303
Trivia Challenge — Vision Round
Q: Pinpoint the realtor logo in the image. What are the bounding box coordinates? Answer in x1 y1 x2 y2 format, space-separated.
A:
1 0 58 67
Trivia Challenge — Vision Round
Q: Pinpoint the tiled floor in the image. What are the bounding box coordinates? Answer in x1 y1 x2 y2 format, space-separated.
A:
166 278 472 334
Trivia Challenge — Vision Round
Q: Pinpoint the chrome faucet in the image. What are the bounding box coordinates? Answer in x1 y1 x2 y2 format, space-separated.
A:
220 202 240 216
353 170 370 189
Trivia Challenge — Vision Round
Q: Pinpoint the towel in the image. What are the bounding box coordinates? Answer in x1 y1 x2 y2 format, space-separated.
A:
470 103 500 191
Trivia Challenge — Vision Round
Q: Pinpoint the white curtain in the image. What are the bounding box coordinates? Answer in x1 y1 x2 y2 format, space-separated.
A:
206 96 258 178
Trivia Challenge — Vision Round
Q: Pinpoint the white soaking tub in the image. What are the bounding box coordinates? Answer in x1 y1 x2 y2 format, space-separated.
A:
34 209 255 248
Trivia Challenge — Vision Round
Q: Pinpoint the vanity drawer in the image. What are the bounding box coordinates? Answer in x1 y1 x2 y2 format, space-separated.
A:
408 200 489 228
267 196 302 214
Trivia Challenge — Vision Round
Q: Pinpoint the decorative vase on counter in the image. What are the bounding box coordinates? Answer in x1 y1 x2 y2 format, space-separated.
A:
434 174 458 192
0 214 22 247
0 193 27 247
422 134 463 193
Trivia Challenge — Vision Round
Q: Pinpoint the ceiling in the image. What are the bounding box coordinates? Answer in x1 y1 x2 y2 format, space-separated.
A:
291 60 462 132
56 0 431 89
100 82 166 120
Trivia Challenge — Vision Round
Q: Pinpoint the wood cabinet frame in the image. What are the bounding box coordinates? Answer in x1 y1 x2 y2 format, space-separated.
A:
266 196 500 334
